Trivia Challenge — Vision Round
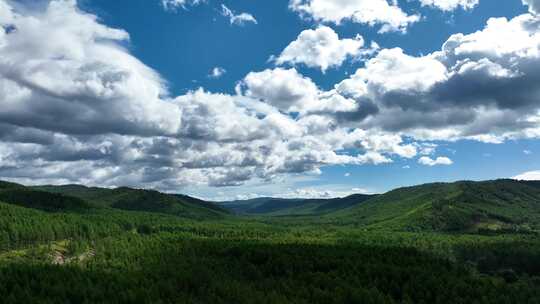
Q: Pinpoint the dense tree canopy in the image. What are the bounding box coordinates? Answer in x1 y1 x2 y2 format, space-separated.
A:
0 180 540 303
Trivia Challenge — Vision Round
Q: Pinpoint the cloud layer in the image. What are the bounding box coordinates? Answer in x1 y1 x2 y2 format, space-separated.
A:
335 12 540 143
1 0 540 192
0 0 417 190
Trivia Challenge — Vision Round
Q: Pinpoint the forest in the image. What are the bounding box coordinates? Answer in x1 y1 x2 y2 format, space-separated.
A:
1 179 540 303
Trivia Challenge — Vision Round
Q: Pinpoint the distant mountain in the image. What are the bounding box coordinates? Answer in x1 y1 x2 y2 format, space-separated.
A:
173 194 228 214
0 181 227 218
4 179 540 232
219 194 375 216
331 179 540 233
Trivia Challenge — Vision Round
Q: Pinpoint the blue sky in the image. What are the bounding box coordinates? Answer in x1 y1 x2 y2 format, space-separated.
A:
1 0 540 200
82 0 527 94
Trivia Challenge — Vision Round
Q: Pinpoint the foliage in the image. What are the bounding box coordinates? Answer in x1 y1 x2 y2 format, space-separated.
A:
1 179 540 302
32 183 228 218
329 179 540 232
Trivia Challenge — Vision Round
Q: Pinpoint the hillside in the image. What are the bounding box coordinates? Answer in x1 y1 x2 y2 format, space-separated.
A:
0 181 227 219
332 179 540 233
0 181 24 190
1 178 540 303
0 188 92 213
97 187 228 218
220 194 375 216
35 184 228 219
5 179 540 232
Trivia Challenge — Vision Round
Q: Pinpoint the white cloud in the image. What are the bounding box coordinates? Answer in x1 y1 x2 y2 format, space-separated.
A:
0 0 180 137
209 67 226 79
344 172 351 177
241 68 319 113
288 0 420 33
419 0 479 11
514 170 540 180
161 0 205 11
0 0 417 191
221 4 257 26
338 48 448 97
418 156 453 166
524 150 533 155
416 143 438 155
334 13 540 143
5 0 540 193
240 68 364 115
523 0 540 14
274 26 376 72
280 187 369 199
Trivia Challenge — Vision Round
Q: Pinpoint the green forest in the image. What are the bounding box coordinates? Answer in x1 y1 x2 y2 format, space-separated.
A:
1 179 540 303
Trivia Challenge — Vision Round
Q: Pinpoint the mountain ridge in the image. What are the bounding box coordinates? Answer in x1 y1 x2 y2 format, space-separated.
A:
2 179 540 233
330 179 540 233
219 194 376 216
0 181 228 219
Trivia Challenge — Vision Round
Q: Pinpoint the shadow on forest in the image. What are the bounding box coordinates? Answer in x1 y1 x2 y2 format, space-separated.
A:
1 238 539 303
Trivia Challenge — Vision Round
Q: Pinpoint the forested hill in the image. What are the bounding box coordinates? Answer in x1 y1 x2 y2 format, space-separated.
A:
0 181 227 219
219 194 375 216
330 179 540 233
0 181 24 190
1 179 540 303
4 179 540 232
33 184 229 217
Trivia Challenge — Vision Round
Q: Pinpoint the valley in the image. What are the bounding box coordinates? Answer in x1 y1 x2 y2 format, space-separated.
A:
0 179 539 303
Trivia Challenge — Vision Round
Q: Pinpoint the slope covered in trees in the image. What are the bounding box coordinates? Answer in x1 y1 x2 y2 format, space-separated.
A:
1 179 540 303
330 179 540 232
0 186 93 213
33 183 228 218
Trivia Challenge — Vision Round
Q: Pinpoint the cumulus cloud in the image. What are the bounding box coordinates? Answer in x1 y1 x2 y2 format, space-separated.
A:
334 13 540 143
274 26 377 72
0 0 420 190
288 0 420 33
523 0 540 14
4 0 540 192
221 4 257 26
0 0 180 137
240 68 319 113
208 67 226 79
514 170 540 180
338 48 448 96
240 67 376 116
419 0 479 11
418 156 453 166
416 143 438 155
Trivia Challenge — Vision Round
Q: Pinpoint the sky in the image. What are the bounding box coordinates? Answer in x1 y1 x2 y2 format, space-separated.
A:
1 0 540 200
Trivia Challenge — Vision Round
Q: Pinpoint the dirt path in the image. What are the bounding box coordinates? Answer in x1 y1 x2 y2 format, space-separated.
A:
51 248 95 265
